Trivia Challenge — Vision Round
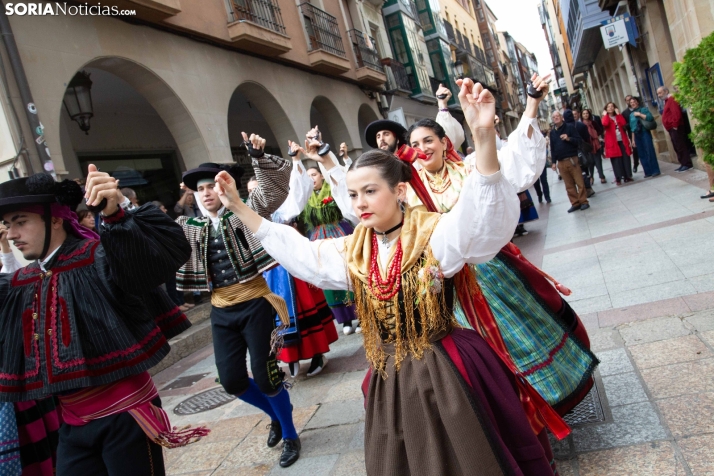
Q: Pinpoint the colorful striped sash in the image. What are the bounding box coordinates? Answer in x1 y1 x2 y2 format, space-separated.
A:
58 372 209 448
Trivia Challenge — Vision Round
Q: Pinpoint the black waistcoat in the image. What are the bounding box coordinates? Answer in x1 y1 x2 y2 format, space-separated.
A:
207 225 238 289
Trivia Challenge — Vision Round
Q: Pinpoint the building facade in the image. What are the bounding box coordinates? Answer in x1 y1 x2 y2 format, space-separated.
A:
0 0 390 204
545 0 714 170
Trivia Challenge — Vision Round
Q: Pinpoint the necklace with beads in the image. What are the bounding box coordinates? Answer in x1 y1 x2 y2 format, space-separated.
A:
368 232 403 301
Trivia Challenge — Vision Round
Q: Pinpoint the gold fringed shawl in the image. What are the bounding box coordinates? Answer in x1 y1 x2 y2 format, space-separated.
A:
344 207 457 376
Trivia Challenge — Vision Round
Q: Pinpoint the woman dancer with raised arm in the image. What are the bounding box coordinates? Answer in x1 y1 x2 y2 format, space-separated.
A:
297 128 360 336
212 80 558 475
265 141 338 378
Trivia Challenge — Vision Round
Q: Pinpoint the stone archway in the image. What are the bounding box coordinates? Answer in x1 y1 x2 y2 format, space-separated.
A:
309 96 351 152
231 81 298 158
357 103 380 151
62 56 208 171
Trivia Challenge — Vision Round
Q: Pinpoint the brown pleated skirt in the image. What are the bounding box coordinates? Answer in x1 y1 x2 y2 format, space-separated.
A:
365 343 507 476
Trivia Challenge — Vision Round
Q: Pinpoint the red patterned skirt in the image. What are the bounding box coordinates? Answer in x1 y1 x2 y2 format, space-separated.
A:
278 278 338 363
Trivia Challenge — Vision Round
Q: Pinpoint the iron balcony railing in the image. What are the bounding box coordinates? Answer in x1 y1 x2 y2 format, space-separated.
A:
385 60 414 92
229 0 286 35
348 29 382 72
443 20 456 44
299 2 346 58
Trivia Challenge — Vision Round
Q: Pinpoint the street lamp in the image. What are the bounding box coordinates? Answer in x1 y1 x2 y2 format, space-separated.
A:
63 71 94 135
454 60 464 80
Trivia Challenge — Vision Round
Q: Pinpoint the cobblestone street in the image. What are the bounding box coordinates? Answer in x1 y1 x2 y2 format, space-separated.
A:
157 159 714 475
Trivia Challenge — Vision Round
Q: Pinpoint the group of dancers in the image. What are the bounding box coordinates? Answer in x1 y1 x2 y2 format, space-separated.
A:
0 73 598 475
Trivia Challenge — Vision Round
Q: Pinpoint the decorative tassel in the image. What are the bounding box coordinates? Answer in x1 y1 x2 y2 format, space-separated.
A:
155 425 211 449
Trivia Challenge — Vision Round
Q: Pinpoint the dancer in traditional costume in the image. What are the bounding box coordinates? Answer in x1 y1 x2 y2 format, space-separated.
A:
0 169 203 476
266 141 338 378
211 80 559 474
176 133 301 467
298 128 360 335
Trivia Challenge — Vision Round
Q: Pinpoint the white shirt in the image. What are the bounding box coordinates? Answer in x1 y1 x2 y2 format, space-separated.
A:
271 160 314 224
2 245 60 274
437 111 546 193
252 168 519 290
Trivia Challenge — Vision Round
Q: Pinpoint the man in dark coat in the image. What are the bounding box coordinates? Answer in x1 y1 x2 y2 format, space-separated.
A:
0 168 198 475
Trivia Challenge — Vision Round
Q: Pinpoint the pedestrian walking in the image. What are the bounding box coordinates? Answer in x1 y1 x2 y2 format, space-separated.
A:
622 95 641 173
601 102 634 185
628 97 661 177
565 110 594 195
532 131 552 203
581 109 607 183
658 86 694 172
550 110 590 212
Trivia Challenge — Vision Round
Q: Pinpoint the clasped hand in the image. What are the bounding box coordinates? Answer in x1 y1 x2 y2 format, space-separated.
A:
455 78 496 133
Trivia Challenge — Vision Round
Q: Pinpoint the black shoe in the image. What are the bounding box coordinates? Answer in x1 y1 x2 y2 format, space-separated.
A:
652 172 661 177
537 195 543 203
567 205 581 213
580 203 590 210
633 165 638 173
675 166 684 172
700 191 714 199
680 166 692 172
267 420 282 448
546 198 552 203
280 438 301 467
307 355 328 377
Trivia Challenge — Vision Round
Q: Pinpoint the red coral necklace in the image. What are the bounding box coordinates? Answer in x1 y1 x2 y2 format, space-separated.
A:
368 232 403 301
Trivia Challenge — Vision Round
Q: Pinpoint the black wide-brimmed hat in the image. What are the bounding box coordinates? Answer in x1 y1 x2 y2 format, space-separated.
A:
182 163 245 191
365 120 408 149
0 174 83 218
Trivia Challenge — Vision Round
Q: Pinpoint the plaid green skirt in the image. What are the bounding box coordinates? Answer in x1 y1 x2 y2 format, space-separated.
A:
453 256 597 407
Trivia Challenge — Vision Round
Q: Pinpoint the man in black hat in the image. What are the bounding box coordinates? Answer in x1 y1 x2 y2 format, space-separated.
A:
176 132 302 468
0 166 198 475
364 119 408 153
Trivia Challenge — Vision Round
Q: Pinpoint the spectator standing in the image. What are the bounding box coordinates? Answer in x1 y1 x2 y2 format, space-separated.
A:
601 102 634 185
622 95 641 173
581 109 607 184
174 184 203 218
628 97 661 177
658 86 694 172
77 209 96 230
549 110 590 212
565 110 595 196
533 129 552 203
120 187 140 209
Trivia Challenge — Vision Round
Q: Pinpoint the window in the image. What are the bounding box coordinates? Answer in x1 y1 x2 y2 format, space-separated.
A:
390 29 409 64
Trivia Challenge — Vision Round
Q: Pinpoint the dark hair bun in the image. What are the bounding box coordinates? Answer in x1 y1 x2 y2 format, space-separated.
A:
350 149 412 187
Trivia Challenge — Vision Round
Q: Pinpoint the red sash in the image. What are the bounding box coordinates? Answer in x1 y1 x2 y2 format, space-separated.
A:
59 372 209 448
392 147 571 439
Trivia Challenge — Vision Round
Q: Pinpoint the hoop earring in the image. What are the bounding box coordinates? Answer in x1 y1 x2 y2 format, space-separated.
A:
398 198 406 214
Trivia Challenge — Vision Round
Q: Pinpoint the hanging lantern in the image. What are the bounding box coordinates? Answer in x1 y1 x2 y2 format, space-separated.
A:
63 71 94 135
454 60 464 80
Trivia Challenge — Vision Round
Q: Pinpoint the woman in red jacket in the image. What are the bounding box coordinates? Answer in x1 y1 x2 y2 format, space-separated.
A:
601 102 633 185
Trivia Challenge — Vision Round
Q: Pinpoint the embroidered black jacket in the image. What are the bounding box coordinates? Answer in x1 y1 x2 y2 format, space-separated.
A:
0 204 192 401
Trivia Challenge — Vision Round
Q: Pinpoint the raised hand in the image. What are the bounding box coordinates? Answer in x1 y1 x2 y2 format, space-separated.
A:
85 164 119 216
214 170 242 212
0 223 10 253
339 142 348 158
458 78 496 133
242 132 266 157
288 140 301 159
436 83 452 108
300 137 325 163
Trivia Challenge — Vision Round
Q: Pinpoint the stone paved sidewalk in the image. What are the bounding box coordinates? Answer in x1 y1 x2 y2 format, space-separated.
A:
156 158 714 475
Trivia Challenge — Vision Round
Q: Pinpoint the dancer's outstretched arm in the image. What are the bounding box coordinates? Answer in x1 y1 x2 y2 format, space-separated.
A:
215 171 351 291
431 79 520 277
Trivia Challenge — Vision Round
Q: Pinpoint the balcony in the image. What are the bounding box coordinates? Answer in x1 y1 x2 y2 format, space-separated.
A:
443 20 456 44
227 0 291 56
384 60 415 94
349 30 387 87
299 2 351 74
